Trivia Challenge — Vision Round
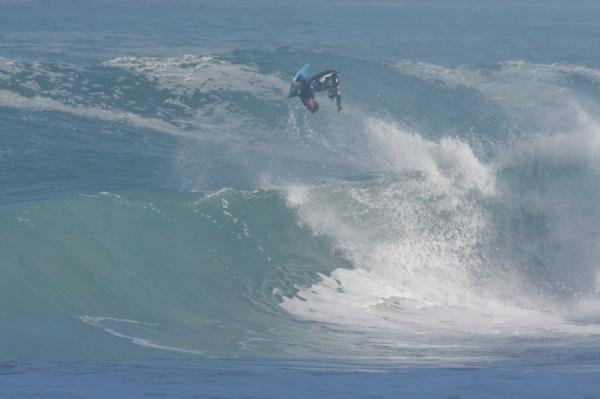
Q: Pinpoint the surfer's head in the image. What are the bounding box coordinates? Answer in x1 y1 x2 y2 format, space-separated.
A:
303 97 319 113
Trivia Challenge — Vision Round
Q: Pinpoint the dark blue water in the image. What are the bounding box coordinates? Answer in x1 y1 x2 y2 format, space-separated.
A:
2 360 600 399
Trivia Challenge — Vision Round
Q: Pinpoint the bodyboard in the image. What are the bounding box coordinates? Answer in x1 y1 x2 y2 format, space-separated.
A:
288 64 311 98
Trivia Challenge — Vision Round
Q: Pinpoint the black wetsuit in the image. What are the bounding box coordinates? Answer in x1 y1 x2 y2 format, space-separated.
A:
296 70 342 112
298 77 315 104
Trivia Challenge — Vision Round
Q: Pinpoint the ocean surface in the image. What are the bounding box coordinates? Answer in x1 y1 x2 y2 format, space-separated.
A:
3 0 600 397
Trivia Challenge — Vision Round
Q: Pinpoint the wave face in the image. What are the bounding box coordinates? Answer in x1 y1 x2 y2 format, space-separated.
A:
0 190 348 359
4 46 600 362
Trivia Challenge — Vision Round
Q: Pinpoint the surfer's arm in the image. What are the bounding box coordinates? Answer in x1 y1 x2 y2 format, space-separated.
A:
291 80 301 88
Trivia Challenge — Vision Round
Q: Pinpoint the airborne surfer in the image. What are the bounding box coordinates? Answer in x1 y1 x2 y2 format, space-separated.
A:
290 69 342 113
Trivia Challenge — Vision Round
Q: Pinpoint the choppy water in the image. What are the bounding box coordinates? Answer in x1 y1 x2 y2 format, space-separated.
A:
3 0 600 397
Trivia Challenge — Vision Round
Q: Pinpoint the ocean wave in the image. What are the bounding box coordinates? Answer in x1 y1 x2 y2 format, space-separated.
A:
395 60 600 135
104 54 287 100
4 51 600 361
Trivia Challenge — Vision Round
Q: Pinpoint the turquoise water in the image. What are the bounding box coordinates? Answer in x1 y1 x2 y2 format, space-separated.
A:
3 0 600 397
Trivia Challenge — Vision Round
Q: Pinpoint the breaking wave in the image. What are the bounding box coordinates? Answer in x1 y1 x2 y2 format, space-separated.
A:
3 50 600 361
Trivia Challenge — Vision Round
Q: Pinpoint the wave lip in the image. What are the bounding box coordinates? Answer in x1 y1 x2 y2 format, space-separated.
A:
282 117 600 344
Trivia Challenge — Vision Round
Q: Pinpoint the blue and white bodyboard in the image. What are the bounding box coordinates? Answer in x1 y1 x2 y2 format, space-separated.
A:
288 64 311 98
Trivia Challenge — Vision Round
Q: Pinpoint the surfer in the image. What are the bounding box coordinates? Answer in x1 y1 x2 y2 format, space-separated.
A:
291 70 342 113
